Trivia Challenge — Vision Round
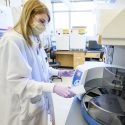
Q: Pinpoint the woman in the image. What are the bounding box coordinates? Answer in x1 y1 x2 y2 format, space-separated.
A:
0 0 75 125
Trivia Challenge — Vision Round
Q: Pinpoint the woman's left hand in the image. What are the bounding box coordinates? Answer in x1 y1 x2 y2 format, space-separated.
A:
58 70 74 77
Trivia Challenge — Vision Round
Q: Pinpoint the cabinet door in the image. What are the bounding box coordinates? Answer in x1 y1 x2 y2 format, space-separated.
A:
73 53 85 69
56 54 73 67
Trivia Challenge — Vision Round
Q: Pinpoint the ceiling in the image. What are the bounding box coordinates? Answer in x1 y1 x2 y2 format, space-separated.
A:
51 0 94 3
51 0 116 3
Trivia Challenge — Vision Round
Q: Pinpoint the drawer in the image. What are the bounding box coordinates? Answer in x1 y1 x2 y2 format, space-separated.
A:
85 53 100 58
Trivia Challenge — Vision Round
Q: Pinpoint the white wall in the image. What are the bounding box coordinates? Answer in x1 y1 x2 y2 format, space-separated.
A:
41 0 54 33
0 6 14 29
0 0 6 6
0 0 22 6
0 0 53 28
0 0 22 26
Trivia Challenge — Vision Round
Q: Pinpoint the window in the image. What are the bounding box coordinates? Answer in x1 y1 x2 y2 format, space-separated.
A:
71 11 96 36
53 3 69 11
53 2 96 36
54 12 69 29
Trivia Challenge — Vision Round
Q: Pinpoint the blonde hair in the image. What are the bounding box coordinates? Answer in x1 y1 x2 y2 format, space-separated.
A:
14 0 50 47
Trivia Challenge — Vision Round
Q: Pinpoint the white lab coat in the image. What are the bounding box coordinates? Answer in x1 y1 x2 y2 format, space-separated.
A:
0 30 58 125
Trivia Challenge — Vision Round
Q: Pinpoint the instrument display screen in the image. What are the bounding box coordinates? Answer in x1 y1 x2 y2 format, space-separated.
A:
72 69 83 86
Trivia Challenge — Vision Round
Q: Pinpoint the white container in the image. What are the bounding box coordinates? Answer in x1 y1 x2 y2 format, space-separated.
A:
70 28 87 51
55 29 70 50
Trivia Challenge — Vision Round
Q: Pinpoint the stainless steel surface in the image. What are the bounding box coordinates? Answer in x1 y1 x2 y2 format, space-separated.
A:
89 94 125 115
85 67 125 91
82 86 125 125
88 94 125 125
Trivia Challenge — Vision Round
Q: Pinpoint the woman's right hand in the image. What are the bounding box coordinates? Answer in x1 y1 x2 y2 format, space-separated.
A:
53 85 76 98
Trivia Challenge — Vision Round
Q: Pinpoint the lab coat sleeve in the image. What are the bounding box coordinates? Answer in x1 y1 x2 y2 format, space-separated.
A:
48 67 59 77
5 40 54 99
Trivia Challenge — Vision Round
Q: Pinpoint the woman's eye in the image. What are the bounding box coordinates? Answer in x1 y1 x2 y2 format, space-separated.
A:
39 20 45 24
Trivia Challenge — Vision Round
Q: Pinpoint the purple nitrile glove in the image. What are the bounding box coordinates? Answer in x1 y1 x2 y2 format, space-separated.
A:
58 70 74 77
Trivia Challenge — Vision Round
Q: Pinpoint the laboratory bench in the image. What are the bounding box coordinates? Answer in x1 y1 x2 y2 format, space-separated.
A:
65 97 88 125
55 51 102 69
